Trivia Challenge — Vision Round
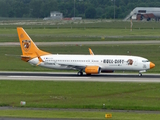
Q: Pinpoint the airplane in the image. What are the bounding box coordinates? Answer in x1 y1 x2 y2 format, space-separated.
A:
124 7 160 21
17 27 155 76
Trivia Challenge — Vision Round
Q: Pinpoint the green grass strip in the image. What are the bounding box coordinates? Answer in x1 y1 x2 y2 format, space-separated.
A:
0 81 160 111
0 110 160 120
1 28 160 42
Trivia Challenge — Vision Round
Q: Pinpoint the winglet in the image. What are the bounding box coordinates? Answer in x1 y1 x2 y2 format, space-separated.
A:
89 48 94 55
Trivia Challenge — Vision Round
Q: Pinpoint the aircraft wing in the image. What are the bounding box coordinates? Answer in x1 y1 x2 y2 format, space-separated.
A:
57 63 86 70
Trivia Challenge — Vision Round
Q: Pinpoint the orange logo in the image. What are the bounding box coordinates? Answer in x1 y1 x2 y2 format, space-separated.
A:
127 59 133 65
22 40 31 52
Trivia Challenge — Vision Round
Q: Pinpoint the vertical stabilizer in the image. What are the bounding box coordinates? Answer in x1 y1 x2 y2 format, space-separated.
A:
17 27 50 62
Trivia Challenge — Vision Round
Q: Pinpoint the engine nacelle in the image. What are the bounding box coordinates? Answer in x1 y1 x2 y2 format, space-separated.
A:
85 66 101 74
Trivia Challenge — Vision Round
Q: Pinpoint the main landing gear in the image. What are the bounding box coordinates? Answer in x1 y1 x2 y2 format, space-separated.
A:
77 71 83 76
138 73 142 77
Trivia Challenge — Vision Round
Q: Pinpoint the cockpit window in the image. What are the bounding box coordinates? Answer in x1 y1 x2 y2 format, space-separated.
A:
142 60 149 62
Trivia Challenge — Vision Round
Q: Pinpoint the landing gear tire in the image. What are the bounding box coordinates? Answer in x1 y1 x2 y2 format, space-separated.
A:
77 71 83 76
138 73 142 77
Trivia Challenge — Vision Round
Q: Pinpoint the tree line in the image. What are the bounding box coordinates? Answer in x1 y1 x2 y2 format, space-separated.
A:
0 0 160 19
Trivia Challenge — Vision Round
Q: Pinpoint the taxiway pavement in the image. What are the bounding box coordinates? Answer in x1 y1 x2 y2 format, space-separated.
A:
0 40 160 46
0 71 160 83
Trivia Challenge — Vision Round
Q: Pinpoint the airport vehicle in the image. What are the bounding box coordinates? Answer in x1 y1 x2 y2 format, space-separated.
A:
17 27 155 76
124 7 160 21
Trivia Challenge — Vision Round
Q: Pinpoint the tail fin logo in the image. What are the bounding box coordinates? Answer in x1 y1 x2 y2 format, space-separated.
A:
22 40 31 52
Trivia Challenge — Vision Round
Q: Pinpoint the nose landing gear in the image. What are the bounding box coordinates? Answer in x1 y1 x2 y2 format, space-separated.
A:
138 70 146 77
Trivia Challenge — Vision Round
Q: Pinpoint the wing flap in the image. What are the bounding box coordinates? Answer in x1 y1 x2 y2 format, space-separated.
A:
57 63 86 70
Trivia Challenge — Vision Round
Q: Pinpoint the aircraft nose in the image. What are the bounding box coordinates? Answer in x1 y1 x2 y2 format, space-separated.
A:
150 62 155 69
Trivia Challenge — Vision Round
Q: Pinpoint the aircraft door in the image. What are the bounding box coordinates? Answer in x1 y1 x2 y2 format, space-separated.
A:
134 59 138 66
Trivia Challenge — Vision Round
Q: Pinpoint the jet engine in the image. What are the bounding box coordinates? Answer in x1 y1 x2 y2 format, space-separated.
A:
85 66 101 74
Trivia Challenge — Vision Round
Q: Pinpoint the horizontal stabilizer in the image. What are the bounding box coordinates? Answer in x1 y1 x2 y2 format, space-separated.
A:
21 55 31 62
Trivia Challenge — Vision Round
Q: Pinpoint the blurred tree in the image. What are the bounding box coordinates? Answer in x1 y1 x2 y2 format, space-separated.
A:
0 0 159 19
30 0 43 18
85 7 96 18
96 7 104 18
42 0 58 17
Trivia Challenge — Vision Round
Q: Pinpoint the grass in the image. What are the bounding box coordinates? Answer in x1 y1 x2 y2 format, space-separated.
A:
1 27 160 42
0 44 159 72
1 20 160 42
0 109 160 120
0 81 160 111
1 20 160 29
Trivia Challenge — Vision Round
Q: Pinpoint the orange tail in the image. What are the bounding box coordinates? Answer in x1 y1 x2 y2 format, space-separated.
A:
17 27 50 62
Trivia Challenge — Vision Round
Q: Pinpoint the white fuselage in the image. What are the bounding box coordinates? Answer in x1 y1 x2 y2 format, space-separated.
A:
131 7 160 17
29 54 151 72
